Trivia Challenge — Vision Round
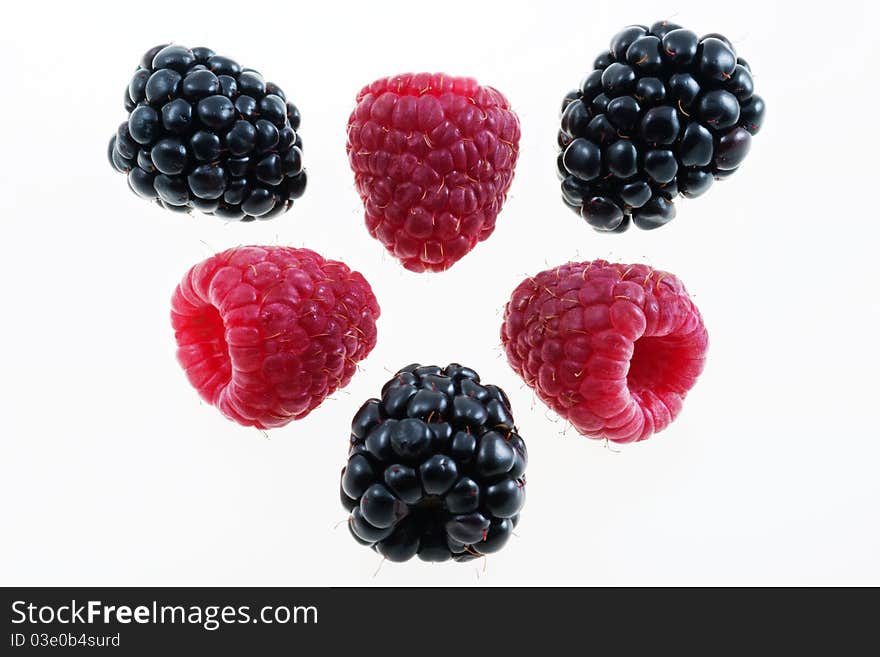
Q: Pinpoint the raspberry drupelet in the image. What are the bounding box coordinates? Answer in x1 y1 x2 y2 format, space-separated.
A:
347 73 521 272
501 260 708 443
171 246 380 429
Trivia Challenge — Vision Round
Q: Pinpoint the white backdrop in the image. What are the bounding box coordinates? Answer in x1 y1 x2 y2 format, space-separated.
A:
1 0 877 586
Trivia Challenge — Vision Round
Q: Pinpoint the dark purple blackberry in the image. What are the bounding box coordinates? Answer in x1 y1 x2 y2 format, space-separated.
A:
341 364 526 563
558 22 765 231
108 44 306 221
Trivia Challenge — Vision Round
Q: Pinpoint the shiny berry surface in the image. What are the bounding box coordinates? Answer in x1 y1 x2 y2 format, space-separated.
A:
108 44 307 221
557 22 765 231
341 364 527 562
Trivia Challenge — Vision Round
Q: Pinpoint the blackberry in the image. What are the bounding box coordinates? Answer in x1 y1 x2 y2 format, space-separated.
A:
558 22 765 231
108 44 306 221
340 364 527 563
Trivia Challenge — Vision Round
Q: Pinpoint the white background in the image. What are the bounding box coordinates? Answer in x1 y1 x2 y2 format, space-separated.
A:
1 0 878 586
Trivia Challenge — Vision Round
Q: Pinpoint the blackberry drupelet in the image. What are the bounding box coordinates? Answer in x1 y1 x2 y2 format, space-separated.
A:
558 22 765 232
108 44 306 221
341 364 527 563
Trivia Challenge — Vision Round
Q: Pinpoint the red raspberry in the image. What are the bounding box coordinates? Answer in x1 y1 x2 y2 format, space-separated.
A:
346 73 521 272
501 260 708 443
171 246 380 429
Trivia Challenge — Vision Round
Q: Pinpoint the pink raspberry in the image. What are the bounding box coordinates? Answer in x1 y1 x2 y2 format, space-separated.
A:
501 260 708 443
346 73 521 272
171 246 380 429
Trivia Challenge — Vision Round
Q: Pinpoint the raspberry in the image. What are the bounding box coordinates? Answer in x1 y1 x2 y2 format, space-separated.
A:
171 246 379 429
109 44 306 221
341 364 526 562
558 22 765 231
346 73 521 272
501 260 708 443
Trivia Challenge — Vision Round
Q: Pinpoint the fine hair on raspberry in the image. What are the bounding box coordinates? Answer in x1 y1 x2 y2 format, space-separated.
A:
171 246 380 429
347 73 521 272
501 260 708 443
